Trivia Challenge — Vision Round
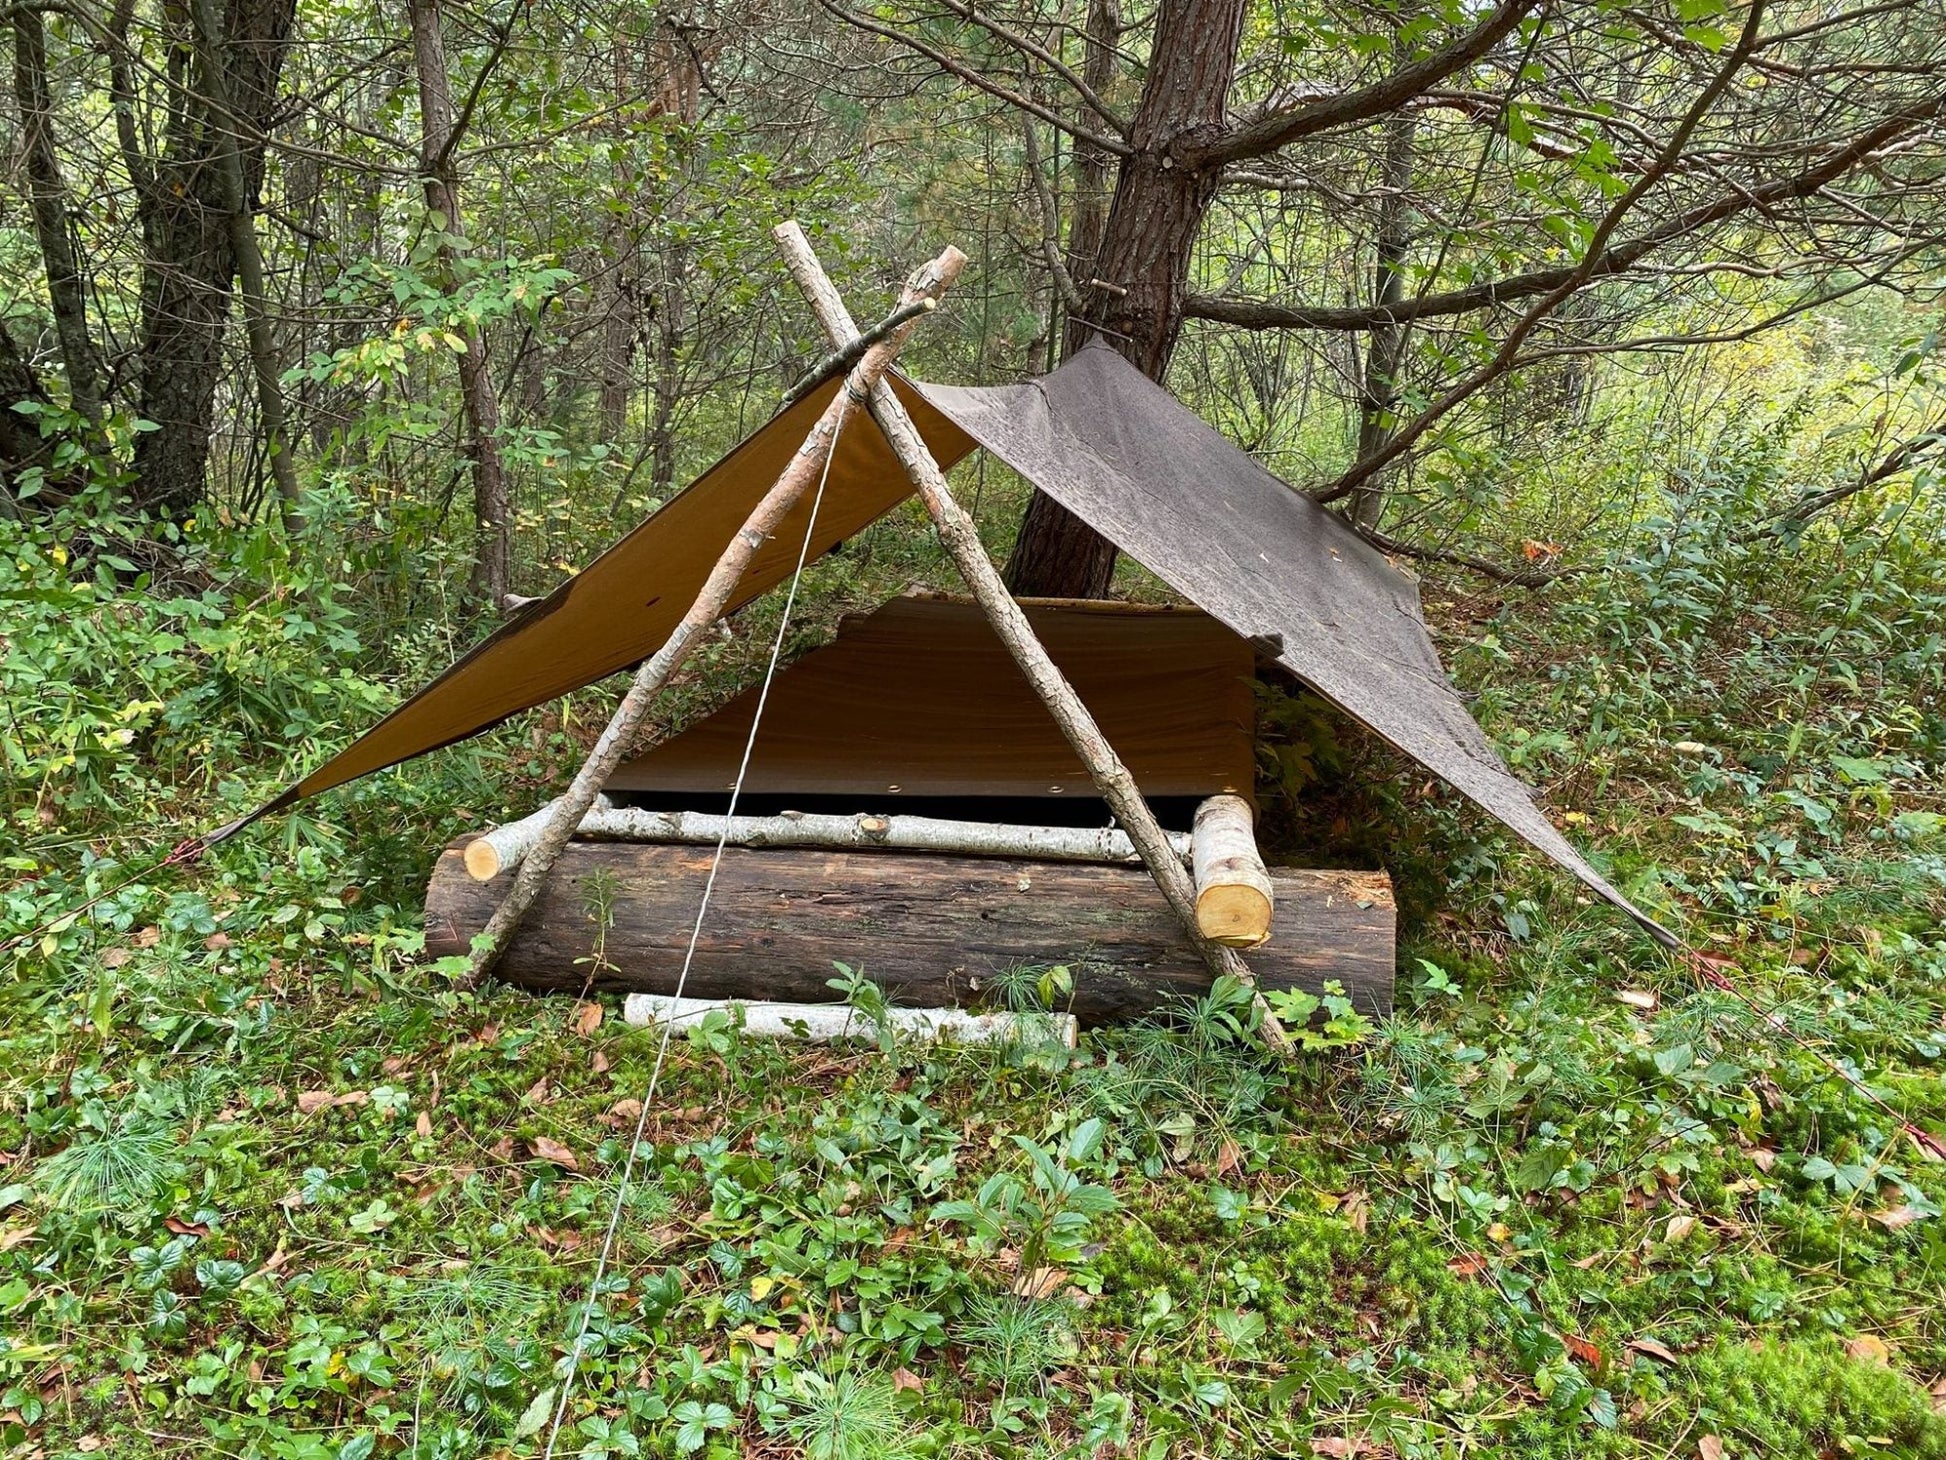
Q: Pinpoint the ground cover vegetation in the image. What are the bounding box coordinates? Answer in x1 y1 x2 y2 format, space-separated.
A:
5 0 1946 1455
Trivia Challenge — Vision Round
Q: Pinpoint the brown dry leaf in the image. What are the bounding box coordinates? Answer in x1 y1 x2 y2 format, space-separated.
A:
488 1136 515 1161
602 1098 643 1129
1562 1332 1603 1367
1446 1252 1489 1278
100 948 132 970
1627 1336 1680 1364
1847 1334 1892 1365
591 1050 610 1075
1340 1188 1370 1234
529 1136 579 1171
1214 1140 1243 1177
203 931 232 951
296 1089 367 1116
163 1216 210 1238
135 925 161 948
892 1367 925 1394
415 1110 433 1138
1929 1376 1946 1415
1871 1204 1924 1231
381 1056 409 1075
532 1225 584 1252
1664 1213 1698 1243
1571 1253 1604 1269
573 1002 603 1036
253 1244 291 1279
1012 1266 1070 1299
1310 1438 1374 1457
75 1436 104 1453
1616 989 1659 1012
1698 1436 1725 1460
476 1023 500 1045
524 1077 553 1105
0 1225 38 1252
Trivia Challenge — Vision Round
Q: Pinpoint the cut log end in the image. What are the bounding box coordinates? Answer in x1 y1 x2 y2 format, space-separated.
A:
463 837 503 882
1191 794 1275 948
1195 883 1275 948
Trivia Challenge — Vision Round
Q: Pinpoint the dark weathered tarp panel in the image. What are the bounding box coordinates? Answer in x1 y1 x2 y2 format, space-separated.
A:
607 595 1257 802
910 345 1674 944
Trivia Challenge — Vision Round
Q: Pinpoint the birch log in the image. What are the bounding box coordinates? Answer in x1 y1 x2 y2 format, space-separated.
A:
771 220 1293 1055
464 801 1188 880
1192 794 1275 948
624 994 1079 1049
461 247 965 983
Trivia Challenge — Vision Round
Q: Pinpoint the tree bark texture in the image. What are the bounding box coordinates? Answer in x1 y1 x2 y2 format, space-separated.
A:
127 0 296 517
1007 0 1247 598
427 842 1396 1026
407 0 512 604
10 8 102 426
1350 112 1417 532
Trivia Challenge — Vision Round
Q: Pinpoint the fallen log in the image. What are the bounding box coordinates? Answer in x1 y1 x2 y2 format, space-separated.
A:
464 801 1190 881
1192 794 1275 948
426 842 1394 1026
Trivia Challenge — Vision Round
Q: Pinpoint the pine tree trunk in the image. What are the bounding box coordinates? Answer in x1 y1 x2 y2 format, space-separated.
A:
1006 0 1247 599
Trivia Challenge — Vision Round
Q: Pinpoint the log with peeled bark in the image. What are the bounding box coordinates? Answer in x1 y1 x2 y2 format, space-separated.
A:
1192 794 1275 948
623 994 1079 1049
463 799 1190 881
425 841 1394 1026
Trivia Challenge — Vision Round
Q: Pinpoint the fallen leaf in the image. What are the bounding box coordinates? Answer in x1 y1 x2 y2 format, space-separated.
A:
75 1437 104 1453
163 1216 210 1238
415 1110 433 1137
100 948 132 969
1871 1204 1924 1231
1847 1334 1892 1365
529 1136 579 1171
1310 1439 1373 1457
203 931 232 951
252 1244 291 1279
1616 989 1659 1011
1749 1147 1777 1173
1664 1213 1698 1243
296 1089 368 1115
573 1002 603 1036
1562 1332 1602 1367
1214 1140 1243 1176
476 1023 500 1045
532 1225 584 1252
0 1225 38 1252
1013 1266 1070 1299
1447 1252 1489 1278
1627 1336 1680 1364
591 1050 610 1074
381 1056 408 1075
1930 1375 1946 1414
1571 1253 1603 1269
1340 1188 1369 1234
1698 1436 1724 1460
892 1367 925 1394
135 925 161 948
602 1098 643 1128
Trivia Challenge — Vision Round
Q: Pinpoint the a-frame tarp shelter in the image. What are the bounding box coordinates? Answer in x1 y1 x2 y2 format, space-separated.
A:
244 342 1674 946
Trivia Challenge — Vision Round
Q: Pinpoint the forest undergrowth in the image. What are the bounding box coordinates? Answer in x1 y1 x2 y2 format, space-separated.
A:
3 439 1945 1458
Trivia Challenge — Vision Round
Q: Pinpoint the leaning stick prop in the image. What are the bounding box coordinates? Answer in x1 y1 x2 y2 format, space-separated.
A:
462 244 966 984
771 221 1293 1054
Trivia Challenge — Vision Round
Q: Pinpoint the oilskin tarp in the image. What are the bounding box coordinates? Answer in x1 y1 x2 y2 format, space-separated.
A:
244 342 1673 945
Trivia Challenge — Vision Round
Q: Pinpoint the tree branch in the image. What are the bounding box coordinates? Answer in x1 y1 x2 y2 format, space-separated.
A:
1189 0 1541 166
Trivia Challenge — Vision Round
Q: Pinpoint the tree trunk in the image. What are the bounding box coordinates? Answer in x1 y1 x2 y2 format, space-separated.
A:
1007 0 1246 599
407 0 512 605
127 0 296 518
1350 112 1417 532
10 8 102 427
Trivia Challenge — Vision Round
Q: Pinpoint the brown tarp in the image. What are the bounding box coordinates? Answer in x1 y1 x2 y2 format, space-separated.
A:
606 595 1257 802
242 343 1674 945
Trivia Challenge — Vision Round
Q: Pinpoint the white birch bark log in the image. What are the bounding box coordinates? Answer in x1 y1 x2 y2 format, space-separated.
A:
1191 794 1275 948
464 801 1188 881
624 993 1078 1049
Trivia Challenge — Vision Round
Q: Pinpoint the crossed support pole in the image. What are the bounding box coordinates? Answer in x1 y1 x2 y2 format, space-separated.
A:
466 221 1290 1054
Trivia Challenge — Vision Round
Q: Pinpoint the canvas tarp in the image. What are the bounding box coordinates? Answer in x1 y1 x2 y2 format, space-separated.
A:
242 343 1674 945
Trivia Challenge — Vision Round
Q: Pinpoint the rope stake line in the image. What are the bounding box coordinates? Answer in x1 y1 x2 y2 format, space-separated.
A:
534 409 848 1460
0 828 216 959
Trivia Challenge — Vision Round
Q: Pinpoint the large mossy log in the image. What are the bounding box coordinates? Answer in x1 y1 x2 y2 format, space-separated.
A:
425 841 1394 1025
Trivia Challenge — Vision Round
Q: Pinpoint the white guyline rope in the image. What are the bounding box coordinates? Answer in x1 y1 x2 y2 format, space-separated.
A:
535 409 849 1459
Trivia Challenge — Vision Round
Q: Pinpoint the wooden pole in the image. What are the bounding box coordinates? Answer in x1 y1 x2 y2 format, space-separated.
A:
461 246 965 983
771 221 1292 1054
464 799 1190 881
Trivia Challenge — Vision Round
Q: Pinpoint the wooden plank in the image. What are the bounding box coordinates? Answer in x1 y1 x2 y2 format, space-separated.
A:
603 596 1258 803
425 842 1393 1025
